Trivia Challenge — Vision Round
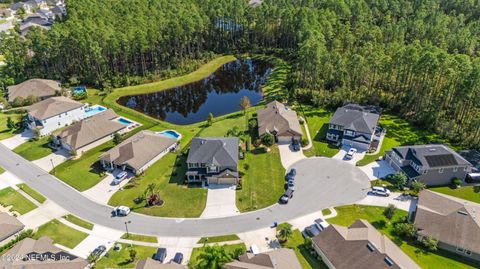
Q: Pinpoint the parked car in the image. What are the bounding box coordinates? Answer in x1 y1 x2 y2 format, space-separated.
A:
111 206 130 217
303 224 321 237
250 245 260 255
285 168 297 181
279 189 294 204
112 171 128 185
345 148 357 159
91 245 106 257
172 252 183 264
371 186 391 197
154 248 167 263
314 218 330 231
287 180 295 191
292 140 301 151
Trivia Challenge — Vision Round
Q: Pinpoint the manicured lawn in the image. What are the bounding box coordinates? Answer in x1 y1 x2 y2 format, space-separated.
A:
0 112 24 140
430 186 480 203
281 229 328 269
13 136 54 161
95 244 157 269
299 108 340 158
236 146 285 212
79 88 105 105
0 166 4 174
17 183 46 203
328 205 478 269
121 233 158 243
197 234 240 244
63 214 94 230
189 243 246 267
53 141 114 191
0 187 37 214
321 208 331 216
33 219 88 249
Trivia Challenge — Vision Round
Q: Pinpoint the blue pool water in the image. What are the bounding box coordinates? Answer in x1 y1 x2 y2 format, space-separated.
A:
158 130 180 139
117 118 133 125
84 106 106 117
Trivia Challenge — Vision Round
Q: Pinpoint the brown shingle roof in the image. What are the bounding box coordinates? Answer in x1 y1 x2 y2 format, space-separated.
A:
312 219 420 269
135 258 186 269
0 212 24 241
28 96 84 120
415 190 480 254
225 248 302 269
7 79 61 102
56 109 125 150
257 101 302 137
99 130 177 171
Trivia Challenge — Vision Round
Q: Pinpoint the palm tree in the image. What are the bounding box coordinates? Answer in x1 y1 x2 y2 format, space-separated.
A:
144 183 159 206
277 223 293 243
194 245 233 269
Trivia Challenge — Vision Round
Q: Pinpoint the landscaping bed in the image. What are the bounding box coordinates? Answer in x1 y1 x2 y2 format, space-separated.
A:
0 187 37 214
33 219 88 249
189 243 246 267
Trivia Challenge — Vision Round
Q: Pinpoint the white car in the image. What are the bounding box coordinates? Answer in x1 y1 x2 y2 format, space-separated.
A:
112 206 131 216
314 218 330 231
345 148 357 159
371 186 391 197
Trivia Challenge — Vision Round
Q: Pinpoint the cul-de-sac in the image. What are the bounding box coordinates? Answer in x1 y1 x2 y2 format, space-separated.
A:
0 0 479 268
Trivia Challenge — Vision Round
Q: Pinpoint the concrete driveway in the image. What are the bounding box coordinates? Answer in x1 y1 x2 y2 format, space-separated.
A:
0 171 24 190
32 149 70 172
333 146 366 165
70 224 124 259
0 130 33 149
358 160 395 181
18 201 67 229
356 192 418 212
278 143 305 169
200 185 239 218
82 170 133 205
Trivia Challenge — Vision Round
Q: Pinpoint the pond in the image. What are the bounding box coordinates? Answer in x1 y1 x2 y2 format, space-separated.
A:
117 59 272 125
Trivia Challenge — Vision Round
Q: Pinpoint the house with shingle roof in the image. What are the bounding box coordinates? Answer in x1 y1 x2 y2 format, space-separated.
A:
26 96 86 136
312 219 420 269
100 130 177 175
414 190 480 262
186 137 239 185
384 144 473 186
7 79 61 103
225 248 302 269
135 258 186 268
257 100 302 143
0 212 24 242
326 104 381 151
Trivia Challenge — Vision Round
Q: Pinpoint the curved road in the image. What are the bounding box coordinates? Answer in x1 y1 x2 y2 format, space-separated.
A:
0 144 370 237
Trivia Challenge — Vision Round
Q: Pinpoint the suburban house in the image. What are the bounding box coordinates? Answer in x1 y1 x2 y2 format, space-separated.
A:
225 248 302 269
326 104 381 151
312 219 420 269
10 2 33 13
54 109 127 154
7 78 62 103
186 137 239 185
135 258 186 269
20 21 50 36
26 96 86 136
0 212 24 242
257 100 303 143
384 144 473 186
99 130 177 175
414 190 480 262
0 236 88 269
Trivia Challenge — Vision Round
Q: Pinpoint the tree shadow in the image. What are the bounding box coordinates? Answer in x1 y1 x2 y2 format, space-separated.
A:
251 147 268 155
371 220 386 230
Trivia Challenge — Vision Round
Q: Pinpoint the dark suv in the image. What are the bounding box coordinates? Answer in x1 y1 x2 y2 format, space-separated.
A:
279 189 294 204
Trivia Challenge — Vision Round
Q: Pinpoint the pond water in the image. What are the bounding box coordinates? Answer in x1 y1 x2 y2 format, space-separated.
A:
117 59 272 125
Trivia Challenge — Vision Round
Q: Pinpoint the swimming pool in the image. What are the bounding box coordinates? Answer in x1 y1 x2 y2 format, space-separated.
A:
116 117 133 125
84 105 106 118
156 130 181 140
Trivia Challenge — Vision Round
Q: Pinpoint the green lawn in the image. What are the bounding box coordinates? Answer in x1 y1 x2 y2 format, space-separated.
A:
0 112 24 140
430 186 480 203
63 214 94 230
300 108 340 158
33 219 88 249
79 88 105 105
121 233 158 243
53 141 114 191
189 243 246 267
281 229 328 269
197 234 240 244
321 208 331 216
0 187 37 214
17 184 46 203
328 205 478 269
95 244 157 269
0 166 4 174
13 136 54 161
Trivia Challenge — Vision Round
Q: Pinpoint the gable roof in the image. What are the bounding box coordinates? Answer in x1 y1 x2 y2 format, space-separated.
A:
257 101 302 137
226 248 302 269
7 79 60 102
28 96 84 120
187 137 238 168
392 144 472 169
135 258 186 269
100 130 177 171
56 109 125 150
312 219 420 269
415 190 480 254
0 213 24 240
329 104 380 134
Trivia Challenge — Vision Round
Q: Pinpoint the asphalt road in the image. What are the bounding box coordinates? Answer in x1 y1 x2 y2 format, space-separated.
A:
0 144 370 237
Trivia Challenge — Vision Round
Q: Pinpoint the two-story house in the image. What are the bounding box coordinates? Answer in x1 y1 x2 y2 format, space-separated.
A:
26 96 86 136
384 144 473 186
186 137 239 185
326 104 381 151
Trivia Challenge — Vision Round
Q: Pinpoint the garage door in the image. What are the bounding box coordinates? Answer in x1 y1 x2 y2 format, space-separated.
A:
208 177 238 185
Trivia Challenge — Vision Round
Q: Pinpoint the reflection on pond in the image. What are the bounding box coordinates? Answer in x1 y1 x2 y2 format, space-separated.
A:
117 59 272 125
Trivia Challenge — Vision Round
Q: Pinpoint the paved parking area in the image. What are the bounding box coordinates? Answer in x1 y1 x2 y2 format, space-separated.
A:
200 185 239 218
70 225 123 259
356 192 417 212
156 236 197 265
33 149 70 172
332 146 366 164
82 170 133 204
278 143 305 169
358 160 395 181
237 227 280 253
0 130 33 149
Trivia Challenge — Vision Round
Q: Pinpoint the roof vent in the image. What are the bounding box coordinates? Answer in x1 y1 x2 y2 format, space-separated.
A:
458 210 468 216
428 148 437 152
384 256 394 266
367 242 376 252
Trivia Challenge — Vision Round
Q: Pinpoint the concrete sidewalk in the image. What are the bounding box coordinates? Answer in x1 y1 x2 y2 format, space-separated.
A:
200 185 239 218
356 192 417 212
82 171 133 205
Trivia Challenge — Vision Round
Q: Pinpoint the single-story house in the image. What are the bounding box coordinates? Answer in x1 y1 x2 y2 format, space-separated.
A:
0 212 24 242
99 130 177 175
257 100 302 143
26 96 86 136
54 109 126 154
384 144 473 186
312 219 420 269
10 2 33 13
186 137 239 185
7 78 61 103
135 258 186 269
0 236 88 269
414 190 480 262
326 104 381 151
225 248 302 269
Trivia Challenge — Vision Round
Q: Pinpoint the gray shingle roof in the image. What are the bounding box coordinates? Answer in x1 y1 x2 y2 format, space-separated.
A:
330 104 380 134
7 79 61 102
257 101 302 137
187 137 238 168
28 96 84 120
392 144 472 169
226 248 302 269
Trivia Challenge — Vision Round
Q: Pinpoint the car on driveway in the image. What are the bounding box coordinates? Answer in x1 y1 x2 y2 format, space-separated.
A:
314 218 330 231
292 140 301 151
345 148 357 159
287 180 295 191
112 206 130 217
112 171 128 185
91 245 106 257
371 186 391 197
303 224 321 237
279 189 294 204
154 248 167 263
173 252 183 264
285 168 296 181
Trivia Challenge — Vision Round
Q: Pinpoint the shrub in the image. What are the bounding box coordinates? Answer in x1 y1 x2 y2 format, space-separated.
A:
301 138 309 147
451 178 462 188
248 118 257 130
394 223 417 239
253 138 262 148
0 229 34 254
383 204 397 220
420 235 438 252
113 133 124 145
261 133 275 147
392 172 408 190
299 118 305 125
411 181 426 195
245 140 251 151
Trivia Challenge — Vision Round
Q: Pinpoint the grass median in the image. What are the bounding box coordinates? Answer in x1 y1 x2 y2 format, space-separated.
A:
17 184 46 203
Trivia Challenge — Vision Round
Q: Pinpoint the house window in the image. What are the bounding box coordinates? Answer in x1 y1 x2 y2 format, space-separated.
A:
439 168 444 173
344 130 355 136
465 250 472 256
453 167 458 172
456 247 464 253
